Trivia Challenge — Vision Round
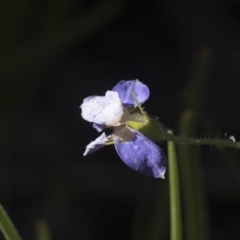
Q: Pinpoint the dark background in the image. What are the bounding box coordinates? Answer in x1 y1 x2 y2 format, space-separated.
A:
1 0 240 239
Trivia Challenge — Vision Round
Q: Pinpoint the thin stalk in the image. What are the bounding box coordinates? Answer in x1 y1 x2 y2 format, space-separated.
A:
168 141 182 240
162 133 240 149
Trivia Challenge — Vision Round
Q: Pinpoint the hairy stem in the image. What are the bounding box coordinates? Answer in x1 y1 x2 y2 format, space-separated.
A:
162 132 240 149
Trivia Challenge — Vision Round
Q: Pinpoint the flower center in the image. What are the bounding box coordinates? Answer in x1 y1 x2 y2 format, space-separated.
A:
112 108 148 142
114 125 136 142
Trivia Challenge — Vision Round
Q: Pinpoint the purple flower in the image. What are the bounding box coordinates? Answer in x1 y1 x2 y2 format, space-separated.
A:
80 80 166 178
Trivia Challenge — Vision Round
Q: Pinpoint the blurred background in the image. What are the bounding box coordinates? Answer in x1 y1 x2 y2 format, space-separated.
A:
1 0 240 239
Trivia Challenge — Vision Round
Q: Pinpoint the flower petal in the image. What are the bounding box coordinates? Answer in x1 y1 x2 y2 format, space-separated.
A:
114 130 166 178
93 123 106 132
112 80 150 107
81 91 124 125
83 133 108 156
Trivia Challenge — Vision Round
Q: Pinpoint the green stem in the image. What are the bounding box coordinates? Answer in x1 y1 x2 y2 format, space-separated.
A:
0 204 21 240
163 133 240 149
168 141 182 240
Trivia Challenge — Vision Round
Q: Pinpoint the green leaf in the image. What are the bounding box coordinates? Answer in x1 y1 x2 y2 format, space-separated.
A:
0 204 21 240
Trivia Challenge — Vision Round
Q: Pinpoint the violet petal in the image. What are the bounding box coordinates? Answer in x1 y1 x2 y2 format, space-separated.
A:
112 80 150 107
114 130 166 178
83 133 108 156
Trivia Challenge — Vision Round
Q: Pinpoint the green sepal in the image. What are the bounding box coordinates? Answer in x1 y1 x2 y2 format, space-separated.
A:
127 115 166 141
126 92 167 141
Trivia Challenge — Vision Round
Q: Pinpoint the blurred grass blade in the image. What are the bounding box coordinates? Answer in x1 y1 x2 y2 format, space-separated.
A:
168 141 182 240
0 204 21 240
179 110 210 240
35 219 51 240
179 46 212 240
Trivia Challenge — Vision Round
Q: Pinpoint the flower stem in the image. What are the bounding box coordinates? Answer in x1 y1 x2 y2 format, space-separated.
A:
168 141 182 240
162 132 240 149
0 204 21 240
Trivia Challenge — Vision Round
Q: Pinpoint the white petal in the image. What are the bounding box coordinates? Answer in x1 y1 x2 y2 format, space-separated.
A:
83 133 108 156
81 91 124 125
